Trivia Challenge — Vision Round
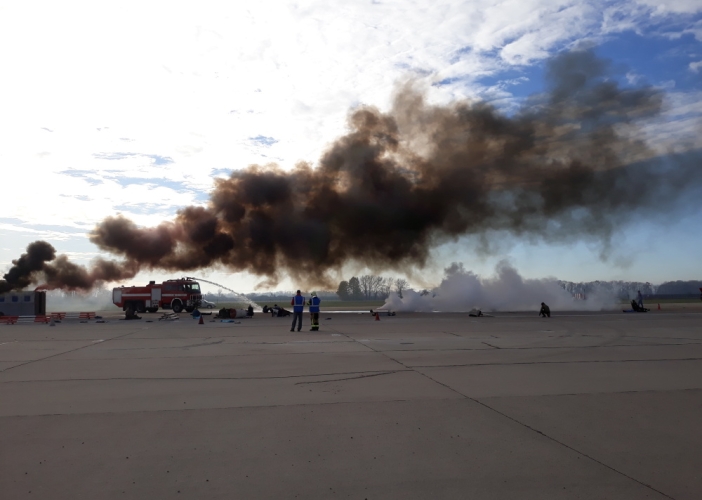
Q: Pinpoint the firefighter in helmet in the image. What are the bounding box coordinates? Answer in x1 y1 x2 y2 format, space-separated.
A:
308 291 321 331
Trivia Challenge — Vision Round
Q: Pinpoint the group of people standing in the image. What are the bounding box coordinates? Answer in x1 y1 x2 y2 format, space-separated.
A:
290 290 321 331
263 290 322 331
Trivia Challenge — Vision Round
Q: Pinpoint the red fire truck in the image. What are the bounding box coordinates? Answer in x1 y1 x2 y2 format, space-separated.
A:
112 278 203 314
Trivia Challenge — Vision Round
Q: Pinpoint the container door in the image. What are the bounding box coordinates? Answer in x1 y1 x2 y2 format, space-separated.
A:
151 287 162 304
113 289 122 304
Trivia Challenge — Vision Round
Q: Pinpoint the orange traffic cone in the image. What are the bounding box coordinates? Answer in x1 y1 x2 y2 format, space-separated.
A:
198 315 204 325
375 312 380 321
657 303 661 311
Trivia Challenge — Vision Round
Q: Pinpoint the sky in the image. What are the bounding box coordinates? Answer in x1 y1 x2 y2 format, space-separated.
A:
1 0 701 293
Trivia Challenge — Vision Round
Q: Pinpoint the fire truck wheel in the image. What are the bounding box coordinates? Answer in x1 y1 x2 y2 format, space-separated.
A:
185 306 194 313
172 301 183 313
136 302 146 314
147 307 158 313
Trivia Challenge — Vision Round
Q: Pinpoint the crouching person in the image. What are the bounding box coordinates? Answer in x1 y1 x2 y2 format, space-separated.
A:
539 302 551 318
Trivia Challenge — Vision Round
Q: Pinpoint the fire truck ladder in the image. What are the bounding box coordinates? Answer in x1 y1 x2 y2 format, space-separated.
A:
185 277 260 309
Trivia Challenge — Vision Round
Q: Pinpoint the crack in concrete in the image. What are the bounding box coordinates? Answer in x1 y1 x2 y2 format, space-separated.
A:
0 330 146 373
329 323 679 500
412 373 678 499
295 370 403 385
481 342 500 349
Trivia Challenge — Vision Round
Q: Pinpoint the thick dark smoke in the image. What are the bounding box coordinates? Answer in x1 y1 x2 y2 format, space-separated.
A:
0 242 138 294
2 49 701 291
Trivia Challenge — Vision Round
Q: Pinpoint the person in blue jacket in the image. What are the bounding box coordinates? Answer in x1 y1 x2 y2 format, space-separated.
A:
290 290 306 332
308 291 321 331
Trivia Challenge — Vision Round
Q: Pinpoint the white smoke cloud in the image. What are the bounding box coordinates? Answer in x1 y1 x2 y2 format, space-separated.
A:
45 289 115 313
381 261 616 312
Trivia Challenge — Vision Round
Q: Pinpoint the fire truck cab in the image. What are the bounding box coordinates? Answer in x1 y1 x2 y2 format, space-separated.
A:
112 278 202 315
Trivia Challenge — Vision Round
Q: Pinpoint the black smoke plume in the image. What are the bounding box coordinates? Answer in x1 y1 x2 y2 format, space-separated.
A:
2 49 701 291
0 241 138 294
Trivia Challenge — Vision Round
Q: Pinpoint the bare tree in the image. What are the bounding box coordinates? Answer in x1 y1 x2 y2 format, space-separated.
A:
369 275 383 298
359 275 374 299
394 278 408 298
380 277 394 299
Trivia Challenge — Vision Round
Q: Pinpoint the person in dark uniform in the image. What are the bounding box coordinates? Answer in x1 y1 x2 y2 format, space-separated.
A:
308 291 321 331
539 302 551 318
290 290 305 331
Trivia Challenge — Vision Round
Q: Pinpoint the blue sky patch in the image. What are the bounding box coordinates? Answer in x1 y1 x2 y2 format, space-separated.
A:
58 170 104 186
111 177 191 192
0 218 86 236
93 152 174 165
249 135 278 147
594 31 702 92
211 168 232 176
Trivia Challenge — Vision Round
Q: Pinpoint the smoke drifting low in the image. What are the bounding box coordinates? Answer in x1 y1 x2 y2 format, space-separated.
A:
0 241 137 294
382 262 615 313
2 49 701 292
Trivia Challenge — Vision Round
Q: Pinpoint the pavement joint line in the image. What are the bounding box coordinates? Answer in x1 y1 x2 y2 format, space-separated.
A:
331 322 680 500
0 351 383 362
0 329 148 374
410 357 702 369
0 396 462 419
5 347 702 365
119 338 355 343
326 326 410 370
407 368 679 499
623 335 702 341
0 337 128 342
0 369 411 384
477 387 702 400
376 341 702 352
2 341 701 364
3 389 698 419
474 400 678 499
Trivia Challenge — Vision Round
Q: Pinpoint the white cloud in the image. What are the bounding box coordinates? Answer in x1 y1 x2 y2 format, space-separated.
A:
636 0 702 15
690 60 702 72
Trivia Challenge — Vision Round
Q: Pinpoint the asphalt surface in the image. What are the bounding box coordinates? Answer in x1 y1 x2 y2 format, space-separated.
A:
1 310 701 499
